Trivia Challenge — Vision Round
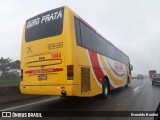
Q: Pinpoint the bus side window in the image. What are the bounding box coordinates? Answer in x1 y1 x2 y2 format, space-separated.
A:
74 17 82 46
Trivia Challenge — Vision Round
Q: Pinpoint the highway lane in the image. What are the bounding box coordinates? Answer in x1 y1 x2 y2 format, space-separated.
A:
0 78 159 120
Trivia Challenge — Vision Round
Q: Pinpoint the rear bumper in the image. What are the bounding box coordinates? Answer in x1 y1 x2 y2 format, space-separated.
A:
20 84 79 96
152 80 160 85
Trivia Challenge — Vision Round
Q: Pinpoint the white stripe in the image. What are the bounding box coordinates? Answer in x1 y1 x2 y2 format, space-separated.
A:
102 56 124 86
86 50 102 88
103 57 126 80
0 97 59 111
102 56 126 86
97 54 118 88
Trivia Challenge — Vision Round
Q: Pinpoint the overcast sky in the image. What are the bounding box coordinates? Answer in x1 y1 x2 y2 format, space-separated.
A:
0 0 160 75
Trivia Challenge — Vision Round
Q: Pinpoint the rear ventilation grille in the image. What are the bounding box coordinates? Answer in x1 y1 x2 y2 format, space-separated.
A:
81 67 90 93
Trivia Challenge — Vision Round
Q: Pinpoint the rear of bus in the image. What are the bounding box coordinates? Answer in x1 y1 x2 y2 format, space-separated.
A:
20 7 78 96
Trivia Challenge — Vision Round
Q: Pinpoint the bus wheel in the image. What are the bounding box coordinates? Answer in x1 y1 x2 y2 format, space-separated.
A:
102 79 110 99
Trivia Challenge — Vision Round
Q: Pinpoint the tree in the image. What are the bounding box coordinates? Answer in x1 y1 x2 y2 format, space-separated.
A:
10 60 20 79
0 57 12 79
10 60 20 71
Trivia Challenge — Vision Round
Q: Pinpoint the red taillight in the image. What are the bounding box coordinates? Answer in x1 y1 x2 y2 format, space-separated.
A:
67 65 74 80
61 86 65 89
21 70 23 79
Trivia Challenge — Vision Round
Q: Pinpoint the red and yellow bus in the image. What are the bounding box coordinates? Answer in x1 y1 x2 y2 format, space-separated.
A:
20 6 133 98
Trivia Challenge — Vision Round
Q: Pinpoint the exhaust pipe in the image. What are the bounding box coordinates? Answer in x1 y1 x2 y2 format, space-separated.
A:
61 90 66 96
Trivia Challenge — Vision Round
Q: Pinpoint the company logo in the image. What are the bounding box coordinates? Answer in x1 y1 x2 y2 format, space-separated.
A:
115 62 123 70
2 112 11 117
26 10 62 29
1 112 42 118
26 46 33 53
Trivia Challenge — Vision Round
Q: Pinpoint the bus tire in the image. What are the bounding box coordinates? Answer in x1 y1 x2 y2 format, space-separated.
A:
102 79 110 99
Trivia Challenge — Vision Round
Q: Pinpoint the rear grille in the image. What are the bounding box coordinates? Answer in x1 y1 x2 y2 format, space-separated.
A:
81 67 90 93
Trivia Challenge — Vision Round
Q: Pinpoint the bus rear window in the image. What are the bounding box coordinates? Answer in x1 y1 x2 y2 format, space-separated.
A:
25 7 64 42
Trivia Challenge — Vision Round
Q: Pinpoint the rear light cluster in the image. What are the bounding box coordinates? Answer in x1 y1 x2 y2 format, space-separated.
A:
67 65 74 80
21 70 23 79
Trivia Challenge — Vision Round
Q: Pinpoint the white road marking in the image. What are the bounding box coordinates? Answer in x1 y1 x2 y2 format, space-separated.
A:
0 97 59 111
132 83 146 94
133 86 141 92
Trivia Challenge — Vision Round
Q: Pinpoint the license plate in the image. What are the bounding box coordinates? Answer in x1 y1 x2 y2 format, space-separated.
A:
38 74 47 80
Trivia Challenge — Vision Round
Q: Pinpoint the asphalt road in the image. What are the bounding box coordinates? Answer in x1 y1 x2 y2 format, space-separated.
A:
0 78 159 120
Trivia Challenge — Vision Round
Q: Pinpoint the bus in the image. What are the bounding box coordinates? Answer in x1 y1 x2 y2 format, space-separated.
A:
20 6 133 98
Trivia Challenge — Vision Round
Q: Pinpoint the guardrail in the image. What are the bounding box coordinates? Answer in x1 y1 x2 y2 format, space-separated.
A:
0 86 40 104
131 77 137 79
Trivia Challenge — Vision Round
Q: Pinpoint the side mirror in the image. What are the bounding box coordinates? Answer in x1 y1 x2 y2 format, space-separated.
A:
130 64 133 71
